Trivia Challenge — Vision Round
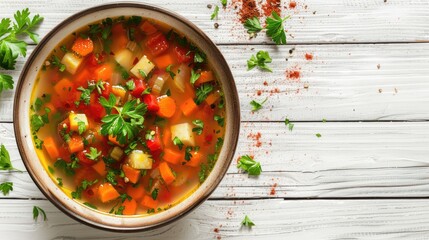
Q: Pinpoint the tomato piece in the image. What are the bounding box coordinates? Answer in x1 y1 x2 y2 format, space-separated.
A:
143 94 160 112
157 188 172 202
174 46 194 63
77 150 97 167
101 82 111 98
205 134 213 143
146 126 162 153
130 79 147 97
87 53 99 67
146 33 169 56
85 102 106 122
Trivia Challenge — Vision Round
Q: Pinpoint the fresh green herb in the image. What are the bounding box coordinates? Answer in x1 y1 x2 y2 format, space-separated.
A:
214 115 225 127
85 147 101 161
221 0 227 7
77 120 86 135
33 98 43 111
0 144 18 171
138 69 147 78
125 80 135 91
0 182 13 196
47 166 54 174
194 51 206 63
50 55 66 72
115 206 125 215
166 64 176 79
71 179 98 199
118 193 132 203
54 158 78 176
142 87 151 95
198 164 208 183
60 45 67 52
211 5 220 20
250 98 268 112
192 119 204 135
0 8 44 93
165 89 171 96
30 113 46 132
84 202 97 209
145 130 155 141
115 63 129 79
106 169 118 185
173 136 184 150
195 83 214 105
322 118 327 123
244 17 262 34
147 208 155 214
316 133 322 138
265 11 289 45
77 85 95 106
185 146 193 161
190 69 201 86
247 50 272 72
94 80 105 94
100 94 147 144
215 137 223 152
151 188 159 200
237 155 262 176
33 206 47 222
56 178 63 187
242 215 255 227
284 118 294 131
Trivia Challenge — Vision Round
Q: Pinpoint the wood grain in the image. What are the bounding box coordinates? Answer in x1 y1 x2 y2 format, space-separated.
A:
2 199 429 239
1 0 429 45
3 121 429 199
3 43 429 122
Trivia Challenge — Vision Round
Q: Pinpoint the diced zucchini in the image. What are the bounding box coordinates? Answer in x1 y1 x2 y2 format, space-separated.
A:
130 55 155 78
69 112 88 132
150 74 167 96
110 146 124 161
114 49 134 70
128 150 153 169
170 123 195 146
173 64 190 93
61 52 83 75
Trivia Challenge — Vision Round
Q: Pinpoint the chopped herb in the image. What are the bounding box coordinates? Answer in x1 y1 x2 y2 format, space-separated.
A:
244 17 262 34
166 89 171 96
242 215 255 227
33 206 47 222
195 83 214 105
115 206 125 215
316 133 322 138
166 64 176 79
215 137 223 152
54 158 78 176
173 136 184 150
106 169 118 185
84 202 97 209
194 51 206 63
60 45 67 52
0 182 13 196
30 113 46 132
322 118 327 123
147 208 155 214
284 118 294 131
142 87 151 95
247 50 272 72
118 193 132 203
34 98 43 111
71 179 98 199
192 119 204 135
138 69 147 78
198 164 208 183
50 55 66 72
95 80 105 94
47 166 54 174
125 80 135 91
190 69 201 86
185 146 193 161
151 188 159 200
0 144 18 171
221 0 227 7
265 11 290 45
214 115 224 127
77 120 86 134
237 155 262 176
115 64 130 79
77 86 94 106
250 98 268 112
210 5 220 20
0 74 14 94
85 147 101 160
56 178 63 187
145 130 155 141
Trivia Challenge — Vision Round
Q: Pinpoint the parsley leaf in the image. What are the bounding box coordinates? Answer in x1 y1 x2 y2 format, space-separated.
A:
185 146 193 161
77 86 94 106
151 188 159 200
265 11 290 45
54 158 78 176
211 5 220 20
33 206 47 222
195 83 214 105
214 115 224 127
244 17 262 34
0 73 13 94
0 144 17 171
316 133 322 138
250 98 268 112
192 119 204 135
190 69 201 86
242 215 255 227
166 64 176 79
284 118 294 131
84 202 97 209
50 55 66 72
85 147 101 161
0 182 13 196
237 155 262 176
173 136 184 150
221 0 227 7
247 50 272 72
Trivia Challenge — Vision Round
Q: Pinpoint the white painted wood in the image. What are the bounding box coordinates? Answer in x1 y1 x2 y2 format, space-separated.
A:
2 199 429 239
3 43 429 122
1 0 429 44
3 121 429 199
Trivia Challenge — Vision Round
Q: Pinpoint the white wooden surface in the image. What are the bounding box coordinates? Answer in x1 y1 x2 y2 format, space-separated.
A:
1 0 429 239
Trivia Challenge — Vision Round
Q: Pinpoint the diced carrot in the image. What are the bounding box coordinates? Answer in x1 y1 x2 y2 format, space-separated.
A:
68 135 84 153
95 64 113 82
92 160 106 176
162 128 172 147
195 71 214 86
186 151 203 167
122 164 141 184
54 78 74 96
121 198 138 215
71 37 94 57
180 98 198 117
140 21 157 35
73 69 91 87
157 96 176 118
205 91 221 106
43 137 60 160
153 54 175 69
159 162 176 185
98 183 120 203
163 148 183 165
141 195 158 209
111 29 128 54
108 135 124 147
126 184 145 201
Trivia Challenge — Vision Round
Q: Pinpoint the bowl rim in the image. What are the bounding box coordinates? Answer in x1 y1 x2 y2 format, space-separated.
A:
13 1 240 232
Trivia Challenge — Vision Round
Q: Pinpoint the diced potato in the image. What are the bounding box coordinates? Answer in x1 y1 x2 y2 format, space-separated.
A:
128 150 153 169
69 112 88 132
170 123 195 146
149 73 167 96
61 52 83 75
114 48 134 70
110 146 124 161
173 64 190 92
130 55 155 78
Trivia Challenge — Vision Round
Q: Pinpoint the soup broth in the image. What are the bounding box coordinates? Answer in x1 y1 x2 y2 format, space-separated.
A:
30 16 225 215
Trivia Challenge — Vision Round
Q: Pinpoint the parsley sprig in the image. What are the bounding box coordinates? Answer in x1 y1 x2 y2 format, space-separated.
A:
247 50 272 72
250 98 268 112
100 94 147 145
243 11 289 45
237 155 262 176
0 182 13 196
33 206 47 222
242 215 255 227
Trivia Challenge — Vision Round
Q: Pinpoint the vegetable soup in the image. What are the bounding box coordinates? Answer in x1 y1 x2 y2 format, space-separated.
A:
29 16 226 215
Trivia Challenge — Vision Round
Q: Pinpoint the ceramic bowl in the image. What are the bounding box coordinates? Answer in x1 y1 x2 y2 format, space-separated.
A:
13 2 240 232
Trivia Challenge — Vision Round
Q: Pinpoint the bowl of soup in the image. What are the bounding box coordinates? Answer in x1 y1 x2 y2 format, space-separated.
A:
13 2 239 231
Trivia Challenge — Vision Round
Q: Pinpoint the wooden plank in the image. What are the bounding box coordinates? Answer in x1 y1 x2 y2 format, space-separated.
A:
3 121 429 199
2 199 429 239
3 43 429 122
1 0 429 44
